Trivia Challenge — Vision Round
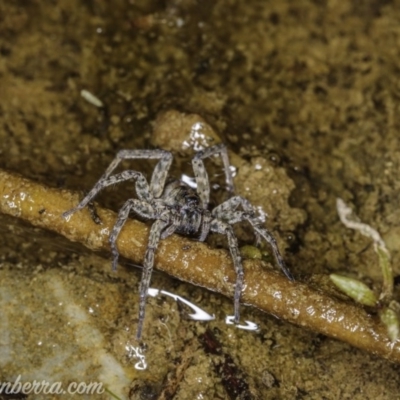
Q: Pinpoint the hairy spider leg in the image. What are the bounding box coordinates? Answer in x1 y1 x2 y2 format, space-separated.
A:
62 170 152 220
192 144 235 209
62 150 176 339
62 149 173 218
252 226 294 281
109 198 158 271
212 195 255 220
212 194 294 282
137 217 169 340
198 209 212 242
212 195 262 244
159 209 181 239
211 196 294 324
210 220 244 325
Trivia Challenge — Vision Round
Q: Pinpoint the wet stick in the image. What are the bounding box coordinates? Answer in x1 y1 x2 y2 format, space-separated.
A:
0 169 399 362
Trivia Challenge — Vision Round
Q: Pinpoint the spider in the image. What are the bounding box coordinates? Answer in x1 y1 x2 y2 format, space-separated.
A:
63 144 293 339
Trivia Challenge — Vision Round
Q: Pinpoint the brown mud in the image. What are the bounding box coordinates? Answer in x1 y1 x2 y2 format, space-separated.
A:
1 1 400 399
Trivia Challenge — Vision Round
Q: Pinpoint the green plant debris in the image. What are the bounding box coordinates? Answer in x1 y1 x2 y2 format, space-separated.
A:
333 198 400 342
330 274 378 307
240 245 262 260
379 304 400 343
377 245 393 303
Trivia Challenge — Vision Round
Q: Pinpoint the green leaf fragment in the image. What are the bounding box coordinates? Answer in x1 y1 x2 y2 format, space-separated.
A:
379 306 400 343
240 245 262 260
329 274 378 306
376 245 393 303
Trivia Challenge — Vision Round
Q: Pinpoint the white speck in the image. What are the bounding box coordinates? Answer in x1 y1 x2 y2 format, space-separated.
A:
273 291 282 300
256 206 268 223
100 227 110 236
147 288 159 297
125 344 147 370
181 121 213 151
148 288 215 321
81 89 104 108
225 316 259 331
181 174 198 189
254 164 262 171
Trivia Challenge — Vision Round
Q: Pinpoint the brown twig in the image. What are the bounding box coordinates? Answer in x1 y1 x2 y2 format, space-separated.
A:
1 169 400 363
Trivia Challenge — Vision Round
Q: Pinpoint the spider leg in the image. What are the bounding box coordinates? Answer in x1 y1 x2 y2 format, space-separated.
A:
212 195 262 244
198 209 212 242
62 170 151 218
212 196 294 281
212 195 255 219
137 217 169 340
252 226 294 281
104 149 173 198
63 149 173 218
160 209 180 239
109 199 158 271
210 220 244 325
192 144 235 207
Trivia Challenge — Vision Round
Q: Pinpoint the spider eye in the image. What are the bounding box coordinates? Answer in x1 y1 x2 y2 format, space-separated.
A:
186 195 199 207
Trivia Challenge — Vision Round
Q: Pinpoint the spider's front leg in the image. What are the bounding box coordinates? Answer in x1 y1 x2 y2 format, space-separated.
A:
62 149 175 341
62 149 173 219
136 217 169 340
62 170 152 220
109 198 159 271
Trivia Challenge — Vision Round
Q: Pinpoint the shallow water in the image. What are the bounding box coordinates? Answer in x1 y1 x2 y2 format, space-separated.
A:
1 1 400 399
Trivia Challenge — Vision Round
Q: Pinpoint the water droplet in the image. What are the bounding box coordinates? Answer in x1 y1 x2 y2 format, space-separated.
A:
181 174 197 189
225 316 259 331
147 288 215 321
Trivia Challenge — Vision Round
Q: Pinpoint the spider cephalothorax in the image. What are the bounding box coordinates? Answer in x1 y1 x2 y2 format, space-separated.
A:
63 144 293 339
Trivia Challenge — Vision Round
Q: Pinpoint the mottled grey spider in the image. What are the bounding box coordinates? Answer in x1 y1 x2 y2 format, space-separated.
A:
63 144 293 339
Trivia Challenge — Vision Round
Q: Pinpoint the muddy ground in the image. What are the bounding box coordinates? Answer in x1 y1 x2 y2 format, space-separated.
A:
1 1 400 399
